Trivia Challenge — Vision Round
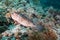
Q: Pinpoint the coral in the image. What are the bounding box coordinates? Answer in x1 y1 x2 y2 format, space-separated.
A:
28 29 57 40
0 0 59 40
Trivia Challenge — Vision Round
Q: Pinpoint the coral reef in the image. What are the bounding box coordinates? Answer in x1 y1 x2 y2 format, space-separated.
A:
0 0 60 40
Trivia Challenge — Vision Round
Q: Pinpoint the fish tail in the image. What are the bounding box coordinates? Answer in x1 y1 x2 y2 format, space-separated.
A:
32 25 45 31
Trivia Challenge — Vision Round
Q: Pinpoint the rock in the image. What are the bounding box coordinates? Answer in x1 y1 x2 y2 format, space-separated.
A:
2 32 8 37
5 13 11 18
14 32 19 37
26 7 35 13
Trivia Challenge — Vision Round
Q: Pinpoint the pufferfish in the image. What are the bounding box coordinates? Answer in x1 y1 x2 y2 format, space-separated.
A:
11 12 44 31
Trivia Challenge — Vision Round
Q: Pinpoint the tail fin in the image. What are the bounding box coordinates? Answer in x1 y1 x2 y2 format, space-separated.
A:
32 25 45 32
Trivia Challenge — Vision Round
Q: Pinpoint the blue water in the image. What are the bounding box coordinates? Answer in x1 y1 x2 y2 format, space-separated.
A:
37 0 60 9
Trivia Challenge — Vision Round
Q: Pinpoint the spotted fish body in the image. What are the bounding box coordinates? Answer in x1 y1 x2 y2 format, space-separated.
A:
11 12 44 31
11 12 36 28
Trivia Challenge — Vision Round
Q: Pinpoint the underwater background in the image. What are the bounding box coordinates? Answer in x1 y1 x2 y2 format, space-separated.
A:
0 0 60 40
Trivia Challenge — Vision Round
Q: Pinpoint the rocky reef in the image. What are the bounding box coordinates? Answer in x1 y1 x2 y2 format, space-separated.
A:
0 0 60 40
